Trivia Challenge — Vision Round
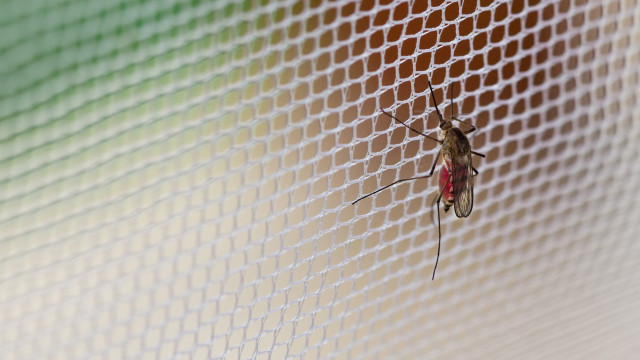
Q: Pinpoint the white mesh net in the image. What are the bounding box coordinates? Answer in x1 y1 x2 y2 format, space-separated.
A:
1 0 640 359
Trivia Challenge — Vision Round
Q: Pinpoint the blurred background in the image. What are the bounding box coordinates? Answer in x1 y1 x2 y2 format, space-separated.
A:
1 0 639 359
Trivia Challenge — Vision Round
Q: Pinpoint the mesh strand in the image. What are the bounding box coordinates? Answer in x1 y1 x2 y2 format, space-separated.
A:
1 0 640 359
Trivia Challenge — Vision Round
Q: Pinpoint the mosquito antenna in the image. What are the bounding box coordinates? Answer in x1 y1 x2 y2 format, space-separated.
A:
426 79 445 122
379 108 442 145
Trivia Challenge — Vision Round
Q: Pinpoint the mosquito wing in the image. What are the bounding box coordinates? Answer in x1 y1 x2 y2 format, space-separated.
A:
452 152 474 218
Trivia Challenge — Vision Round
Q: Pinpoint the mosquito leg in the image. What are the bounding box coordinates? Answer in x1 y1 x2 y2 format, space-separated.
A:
352 175 432 205
379 108 441 145
352 149 442 205
432 175 450 280
426 148 442 178
472 167 479 176
471 150 486 158
451 116 477 134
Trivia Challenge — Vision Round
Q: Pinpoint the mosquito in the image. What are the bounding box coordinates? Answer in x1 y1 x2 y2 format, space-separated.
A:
352 79 485 280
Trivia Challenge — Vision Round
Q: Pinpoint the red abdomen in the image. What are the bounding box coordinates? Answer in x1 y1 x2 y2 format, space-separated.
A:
439 162 454 205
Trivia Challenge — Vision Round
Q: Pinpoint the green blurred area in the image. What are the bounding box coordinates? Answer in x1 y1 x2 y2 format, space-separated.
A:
0 0 266 165
0 0 270 220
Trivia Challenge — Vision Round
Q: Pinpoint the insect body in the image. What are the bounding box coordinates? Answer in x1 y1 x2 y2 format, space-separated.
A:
438 126 474 217
352 79 484 279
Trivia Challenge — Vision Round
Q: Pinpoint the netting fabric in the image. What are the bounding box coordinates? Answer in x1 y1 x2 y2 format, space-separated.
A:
1 0 639 359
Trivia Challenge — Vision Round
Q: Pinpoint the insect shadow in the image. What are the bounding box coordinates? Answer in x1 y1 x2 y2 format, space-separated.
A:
352 78 485 280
